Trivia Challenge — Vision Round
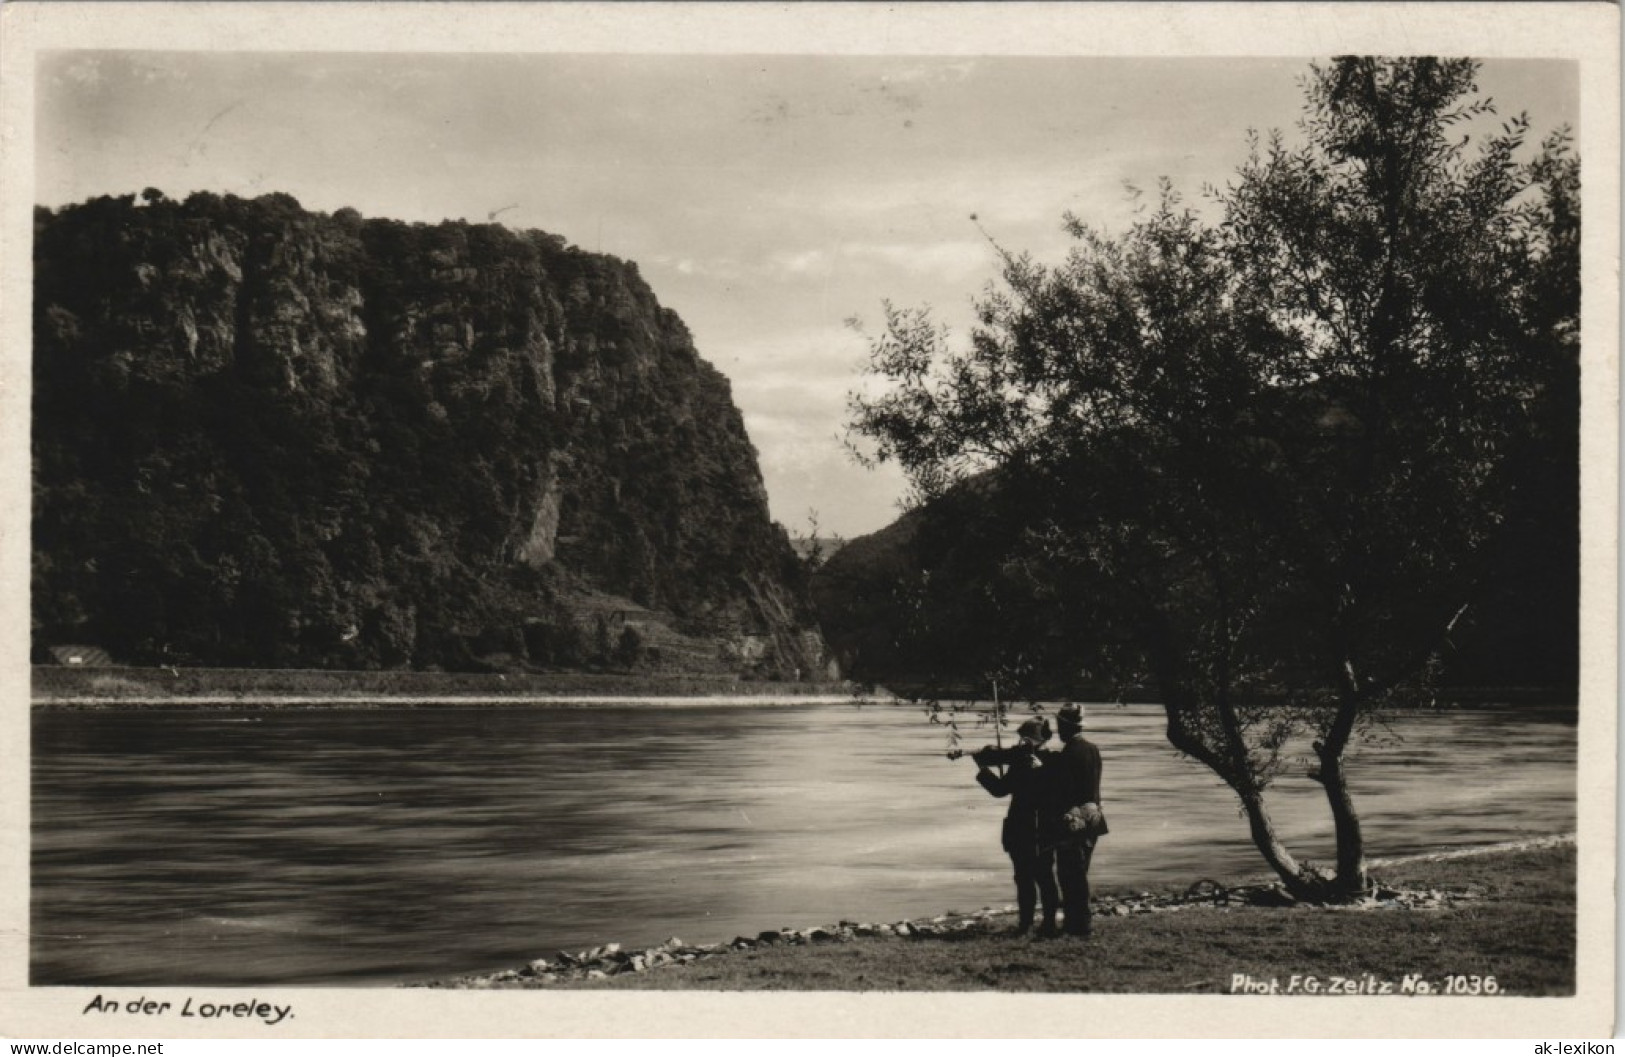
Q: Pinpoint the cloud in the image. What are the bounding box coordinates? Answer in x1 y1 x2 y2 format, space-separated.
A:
768 248 833 277
719 325 869 450
652 241 993 288
738 379 852 425
645 254 751 283
885 60 979 86
863 81 923 114
746 96 795 126
744 410 910 535
755 164 1132 240
128 58 191 86
723 325 868 384
54 54 105 88
750 240 994 285
843 240 994 281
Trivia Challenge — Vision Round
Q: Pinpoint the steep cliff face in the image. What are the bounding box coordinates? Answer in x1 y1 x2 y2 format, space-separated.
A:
33 191 825 675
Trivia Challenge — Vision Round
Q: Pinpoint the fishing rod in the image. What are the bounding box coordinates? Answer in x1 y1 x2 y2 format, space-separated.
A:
991 676 1005 777
993 676 1002 752
942 677 1007 771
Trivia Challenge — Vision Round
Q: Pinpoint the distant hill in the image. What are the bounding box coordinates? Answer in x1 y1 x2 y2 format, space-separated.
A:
33 190 828 677
787 536 847 565
809 474 1048 696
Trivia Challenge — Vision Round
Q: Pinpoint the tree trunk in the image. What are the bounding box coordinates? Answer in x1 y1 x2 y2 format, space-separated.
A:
1152 630 1356 903
1315 669 1370 897
1313 744 1369 896
1235 787 1325 901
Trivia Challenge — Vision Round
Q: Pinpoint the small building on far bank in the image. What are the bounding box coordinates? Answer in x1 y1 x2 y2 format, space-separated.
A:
45 645 112 667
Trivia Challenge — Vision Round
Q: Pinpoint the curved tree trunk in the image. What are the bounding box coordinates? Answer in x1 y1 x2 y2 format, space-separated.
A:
1151 623 1361 903
1165 689 1332 901
1314 678 1370 896
1313 745 1369 896
1234 788 1322 900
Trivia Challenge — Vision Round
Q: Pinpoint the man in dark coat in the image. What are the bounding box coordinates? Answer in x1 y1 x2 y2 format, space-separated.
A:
1041 702 1106 937
970 717 1058 934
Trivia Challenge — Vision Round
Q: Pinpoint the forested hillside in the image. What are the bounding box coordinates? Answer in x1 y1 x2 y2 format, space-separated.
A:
33 191 826 676
814 459 1578 698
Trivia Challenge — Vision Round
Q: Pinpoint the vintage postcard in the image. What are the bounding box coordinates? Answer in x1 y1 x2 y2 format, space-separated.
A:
0 1 1617 1041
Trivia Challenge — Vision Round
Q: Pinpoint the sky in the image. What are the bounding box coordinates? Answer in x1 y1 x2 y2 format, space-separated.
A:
35 52 1578 537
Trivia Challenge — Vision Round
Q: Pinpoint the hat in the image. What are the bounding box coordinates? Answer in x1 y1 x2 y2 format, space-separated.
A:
1056 703 1084 727
1016 717 1052 744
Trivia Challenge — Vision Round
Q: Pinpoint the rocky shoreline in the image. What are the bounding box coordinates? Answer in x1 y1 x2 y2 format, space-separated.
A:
420 834 1573 990
30 664 870 707
33 692 868 709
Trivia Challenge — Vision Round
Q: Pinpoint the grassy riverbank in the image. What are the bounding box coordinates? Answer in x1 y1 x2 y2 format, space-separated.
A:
31 664 861 706
434 841 1575 994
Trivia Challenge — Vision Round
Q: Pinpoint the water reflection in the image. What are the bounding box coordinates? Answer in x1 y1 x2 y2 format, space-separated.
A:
32 702 1575 986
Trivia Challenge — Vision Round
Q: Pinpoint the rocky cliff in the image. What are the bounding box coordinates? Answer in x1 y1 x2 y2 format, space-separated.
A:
33 190 826 676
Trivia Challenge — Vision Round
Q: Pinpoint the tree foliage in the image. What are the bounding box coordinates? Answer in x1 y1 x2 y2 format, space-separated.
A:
847 58 1579 898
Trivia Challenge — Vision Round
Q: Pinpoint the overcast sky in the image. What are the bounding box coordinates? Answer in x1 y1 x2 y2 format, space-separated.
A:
36 53 1577 537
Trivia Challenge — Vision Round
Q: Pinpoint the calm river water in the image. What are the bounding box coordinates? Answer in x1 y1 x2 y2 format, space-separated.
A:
32 701 1575 986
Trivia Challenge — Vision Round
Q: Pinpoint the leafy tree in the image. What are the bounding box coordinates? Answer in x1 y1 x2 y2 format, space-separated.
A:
848 58 1578 899
790 510 845 574
614 625 645 670
591 614 616 668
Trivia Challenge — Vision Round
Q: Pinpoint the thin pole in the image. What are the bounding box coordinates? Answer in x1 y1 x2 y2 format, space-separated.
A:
992 677 1004 777
993 677 1002 751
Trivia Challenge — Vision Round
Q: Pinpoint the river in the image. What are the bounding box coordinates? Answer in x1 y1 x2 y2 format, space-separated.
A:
31 700 1575 986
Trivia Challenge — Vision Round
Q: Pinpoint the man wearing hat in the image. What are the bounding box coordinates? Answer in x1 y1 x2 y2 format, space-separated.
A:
1044 702 1106 938
970 717 1059 935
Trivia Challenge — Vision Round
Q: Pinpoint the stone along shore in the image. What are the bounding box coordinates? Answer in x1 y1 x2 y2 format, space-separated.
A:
417 835 1575 990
